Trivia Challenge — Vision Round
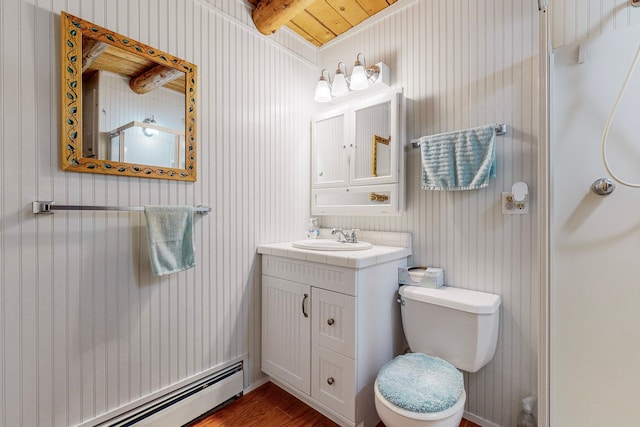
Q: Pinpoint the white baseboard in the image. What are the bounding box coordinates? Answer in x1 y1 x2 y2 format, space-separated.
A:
243 375 271 394
464 411 501 427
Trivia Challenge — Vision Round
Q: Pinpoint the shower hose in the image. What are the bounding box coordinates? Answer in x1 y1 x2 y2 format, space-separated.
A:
601 42 640 187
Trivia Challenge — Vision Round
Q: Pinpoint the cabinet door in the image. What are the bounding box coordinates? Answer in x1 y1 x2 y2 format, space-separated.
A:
349 91 399 186
262 276 311 394
312 108 349 188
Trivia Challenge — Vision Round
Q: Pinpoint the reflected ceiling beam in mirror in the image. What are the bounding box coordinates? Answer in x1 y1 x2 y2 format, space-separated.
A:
81 38 109 73
252 0 316 35
129 65 184 94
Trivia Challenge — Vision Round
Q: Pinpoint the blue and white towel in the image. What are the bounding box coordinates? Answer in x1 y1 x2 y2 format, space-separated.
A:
144 206 195 276
419 124 497 191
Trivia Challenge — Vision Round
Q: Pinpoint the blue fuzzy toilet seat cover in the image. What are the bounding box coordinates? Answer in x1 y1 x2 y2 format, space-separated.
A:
377 353 464 414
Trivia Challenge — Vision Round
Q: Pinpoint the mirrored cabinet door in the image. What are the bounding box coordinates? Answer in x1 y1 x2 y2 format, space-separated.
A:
351 99 394 184
310 88 404 216
312 110 349 188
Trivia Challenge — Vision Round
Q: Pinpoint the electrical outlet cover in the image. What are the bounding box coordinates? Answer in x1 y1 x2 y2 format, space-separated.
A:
502 192 529 214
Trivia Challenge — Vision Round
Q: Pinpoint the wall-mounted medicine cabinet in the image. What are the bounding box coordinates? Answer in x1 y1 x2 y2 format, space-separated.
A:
311 89 405 215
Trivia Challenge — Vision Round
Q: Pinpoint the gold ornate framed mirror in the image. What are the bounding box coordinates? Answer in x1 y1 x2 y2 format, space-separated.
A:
60 12 198 181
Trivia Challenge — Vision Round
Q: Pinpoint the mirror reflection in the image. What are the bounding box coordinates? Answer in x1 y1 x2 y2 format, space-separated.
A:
354 101 391 180
61 12 197 181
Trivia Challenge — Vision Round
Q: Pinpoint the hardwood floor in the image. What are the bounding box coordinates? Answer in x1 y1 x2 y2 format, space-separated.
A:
186 381 480 427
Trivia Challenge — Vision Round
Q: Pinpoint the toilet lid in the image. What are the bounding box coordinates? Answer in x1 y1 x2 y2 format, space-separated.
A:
376 353 463 414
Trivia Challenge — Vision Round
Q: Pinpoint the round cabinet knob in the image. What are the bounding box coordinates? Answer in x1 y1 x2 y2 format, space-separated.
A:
327 318 335 326
327 377 335 385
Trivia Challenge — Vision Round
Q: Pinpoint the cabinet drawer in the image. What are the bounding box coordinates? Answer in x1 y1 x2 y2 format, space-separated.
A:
312 288 356 358
312 184 401 216
262 256 357 296
311 344 356 422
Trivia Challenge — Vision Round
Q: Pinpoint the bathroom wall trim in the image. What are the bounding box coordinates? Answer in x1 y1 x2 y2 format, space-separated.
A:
201 0 318 68
538 7 551 427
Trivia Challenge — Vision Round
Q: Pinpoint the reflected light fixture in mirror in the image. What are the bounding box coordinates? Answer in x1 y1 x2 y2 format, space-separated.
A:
143 116 159 137
314 69 332 102
60 11 198 181
331 62 349 97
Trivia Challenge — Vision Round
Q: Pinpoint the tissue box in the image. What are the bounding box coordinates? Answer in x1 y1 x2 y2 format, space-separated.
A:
398 266 445 288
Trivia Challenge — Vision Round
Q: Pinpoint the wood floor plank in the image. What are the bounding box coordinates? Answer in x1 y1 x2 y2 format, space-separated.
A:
187 381 480 427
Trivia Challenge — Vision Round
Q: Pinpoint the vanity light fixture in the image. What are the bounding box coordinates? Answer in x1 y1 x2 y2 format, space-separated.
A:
331 62 349 97
314 69 332 103
142 115 159 137
314 54 389 103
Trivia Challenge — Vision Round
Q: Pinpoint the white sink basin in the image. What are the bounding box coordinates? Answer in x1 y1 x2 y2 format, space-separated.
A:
292 239 373 251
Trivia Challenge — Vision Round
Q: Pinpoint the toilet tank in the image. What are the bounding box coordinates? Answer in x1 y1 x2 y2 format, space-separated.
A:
398 285 501 373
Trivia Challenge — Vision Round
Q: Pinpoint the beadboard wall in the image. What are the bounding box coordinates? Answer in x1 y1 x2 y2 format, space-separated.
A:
317 2 540 426
550 0 640 49
1 1 551 427
0 1 316 426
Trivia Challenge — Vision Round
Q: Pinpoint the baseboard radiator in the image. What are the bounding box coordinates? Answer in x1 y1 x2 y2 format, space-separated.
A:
99 363 243 427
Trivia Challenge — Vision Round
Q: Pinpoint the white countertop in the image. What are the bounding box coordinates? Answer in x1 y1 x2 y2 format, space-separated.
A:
257 241 411 269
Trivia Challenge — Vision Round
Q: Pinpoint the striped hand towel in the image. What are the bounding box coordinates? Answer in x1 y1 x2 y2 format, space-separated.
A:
419 124 496 191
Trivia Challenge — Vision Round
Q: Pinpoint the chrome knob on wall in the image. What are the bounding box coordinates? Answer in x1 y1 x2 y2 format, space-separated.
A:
591 178 616 196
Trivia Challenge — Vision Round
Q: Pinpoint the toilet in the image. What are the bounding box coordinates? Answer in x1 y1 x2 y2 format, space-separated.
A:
374 285 501 427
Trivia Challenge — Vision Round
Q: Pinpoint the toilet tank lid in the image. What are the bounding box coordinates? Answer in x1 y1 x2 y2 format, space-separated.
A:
400 285 501 314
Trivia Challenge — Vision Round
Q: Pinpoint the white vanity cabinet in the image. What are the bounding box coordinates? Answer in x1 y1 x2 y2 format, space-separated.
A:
259 240 410 427
311 89 405 216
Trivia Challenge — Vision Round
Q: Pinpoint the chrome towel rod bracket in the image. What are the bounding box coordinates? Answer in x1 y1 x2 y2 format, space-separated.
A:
411 124 508 148
32 201 212 215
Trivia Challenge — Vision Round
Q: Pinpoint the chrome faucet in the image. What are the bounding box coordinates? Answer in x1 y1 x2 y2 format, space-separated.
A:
331 228 359 243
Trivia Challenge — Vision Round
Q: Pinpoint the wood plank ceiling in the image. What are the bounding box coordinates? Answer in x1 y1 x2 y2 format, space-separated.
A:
248 0 398 46
84 43 186 93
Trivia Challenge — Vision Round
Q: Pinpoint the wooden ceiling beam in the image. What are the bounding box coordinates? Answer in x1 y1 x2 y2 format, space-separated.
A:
81 38 109 73
129 64 184 94
252 0 317 35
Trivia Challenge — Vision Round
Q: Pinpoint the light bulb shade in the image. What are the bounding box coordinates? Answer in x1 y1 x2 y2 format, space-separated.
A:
143 128 159 137
349 65 368 90
314 79 332 102
331 73 349 97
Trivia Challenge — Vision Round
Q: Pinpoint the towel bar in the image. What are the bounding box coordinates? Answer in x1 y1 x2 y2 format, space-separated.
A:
32 201 211 215
411 124 508 148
